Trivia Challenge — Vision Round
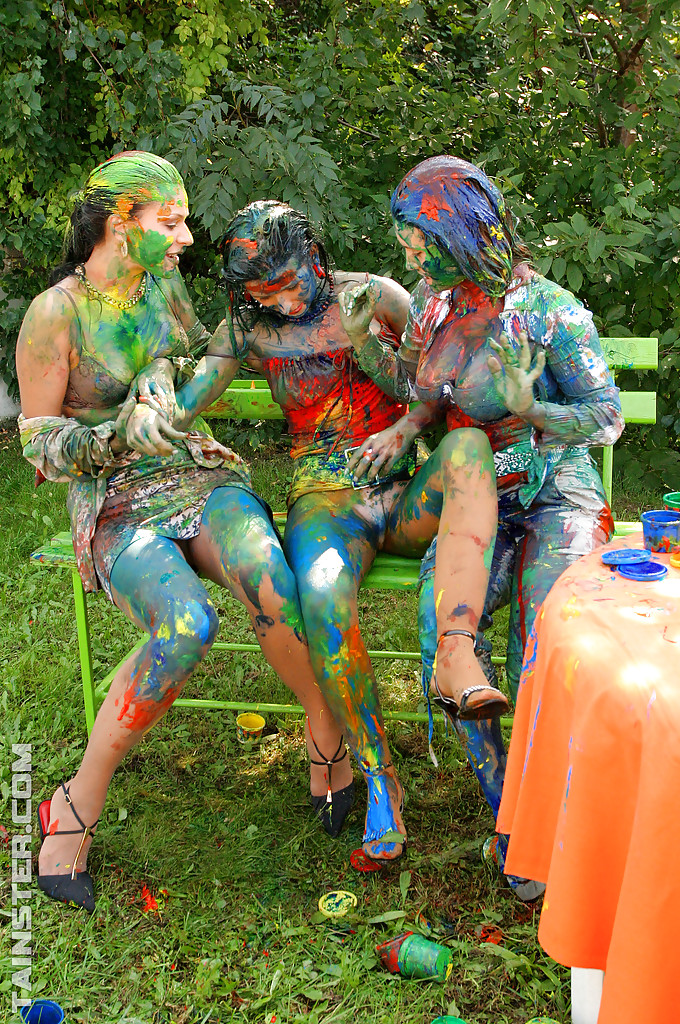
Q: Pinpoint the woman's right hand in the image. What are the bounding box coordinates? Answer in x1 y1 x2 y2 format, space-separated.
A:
113 394 187 456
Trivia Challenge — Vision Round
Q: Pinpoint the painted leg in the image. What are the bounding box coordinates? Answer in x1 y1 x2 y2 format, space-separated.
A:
506 459 614 699
189 487 353 821
285 492 406 862
38 535 220 907
387 427 502 719
571 967 604 1024
419 568 543 902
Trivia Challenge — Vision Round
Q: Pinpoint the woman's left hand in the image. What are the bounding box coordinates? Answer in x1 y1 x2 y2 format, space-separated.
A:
338 278 380 350
346 422 413 483
133 358 177 422
488 330 546 416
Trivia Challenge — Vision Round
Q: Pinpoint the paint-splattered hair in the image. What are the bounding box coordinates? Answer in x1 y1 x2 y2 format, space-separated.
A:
390 156 531 299
221 200 332 332
50 151 186 285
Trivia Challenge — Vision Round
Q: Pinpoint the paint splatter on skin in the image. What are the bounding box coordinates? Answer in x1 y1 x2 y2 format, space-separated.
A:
126 225 173 275
21 167 352 887
362 155 621 894
131 201 500 860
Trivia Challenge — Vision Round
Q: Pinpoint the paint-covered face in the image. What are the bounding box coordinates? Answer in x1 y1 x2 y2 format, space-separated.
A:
244 255 321 318
394 222 465 292
125 190 193 276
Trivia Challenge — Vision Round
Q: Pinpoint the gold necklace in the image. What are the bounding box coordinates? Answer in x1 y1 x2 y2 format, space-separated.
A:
75 264 147 310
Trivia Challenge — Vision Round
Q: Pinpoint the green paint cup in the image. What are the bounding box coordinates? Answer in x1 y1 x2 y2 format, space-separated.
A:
431 1017 468 1024
663 491 680 512
525 1018 562 1023
397 933 453 981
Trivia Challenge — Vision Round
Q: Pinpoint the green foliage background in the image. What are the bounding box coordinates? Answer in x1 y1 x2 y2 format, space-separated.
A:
2 0 680 486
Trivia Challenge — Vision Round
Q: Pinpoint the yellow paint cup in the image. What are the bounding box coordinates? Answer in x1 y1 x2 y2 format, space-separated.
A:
236 712 265 745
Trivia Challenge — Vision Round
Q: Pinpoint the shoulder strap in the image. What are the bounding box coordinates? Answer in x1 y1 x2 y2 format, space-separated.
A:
53 285 83 354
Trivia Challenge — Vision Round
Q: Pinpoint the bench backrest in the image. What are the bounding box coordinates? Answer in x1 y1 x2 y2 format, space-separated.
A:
206 336 659 506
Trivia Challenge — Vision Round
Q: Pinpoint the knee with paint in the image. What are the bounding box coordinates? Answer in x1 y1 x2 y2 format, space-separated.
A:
440 426 493 469
148 596 220 685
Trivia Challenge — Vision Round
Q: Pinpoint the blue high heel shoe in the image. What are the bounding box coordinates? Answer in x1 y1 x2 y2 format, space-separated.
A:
362 764 407 864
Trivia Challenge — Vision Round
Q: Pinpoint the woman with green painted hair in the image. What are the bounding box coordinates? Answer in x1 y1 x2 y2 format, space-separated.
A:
16 151 350 913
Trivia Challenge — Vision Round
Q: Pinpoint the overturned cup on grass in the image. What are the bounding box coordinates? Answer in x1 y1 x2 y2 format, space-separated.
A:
641 510 680 554
20 1001 65 1024
376 930 453 982
235 712 265 745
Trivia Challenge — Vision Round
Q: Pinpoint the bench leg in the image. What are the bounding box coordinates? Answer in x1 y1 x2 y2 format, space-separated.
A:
71 568 96 736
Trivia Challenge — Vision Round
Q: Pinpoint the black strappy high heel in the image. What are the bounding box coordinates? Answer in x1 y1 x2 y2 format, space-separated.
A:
431 629 509 722
308 726 355 838
37 783 98 913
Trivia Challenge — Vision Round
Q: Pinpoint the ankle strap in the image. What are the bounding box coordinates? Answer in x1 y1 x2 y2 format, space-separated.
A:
308 737 347 767
62 782 99 832
306 717 347 766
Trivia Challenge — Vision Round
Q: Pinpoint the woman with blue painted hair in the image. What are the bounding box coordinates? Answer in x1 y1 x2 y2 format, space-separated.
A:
340 154 623 899
16 153 349 912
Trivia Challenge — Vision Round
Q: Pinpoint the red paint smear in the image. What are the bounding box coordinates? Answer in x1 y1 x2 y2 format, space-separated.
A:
140 883 159 913
233 237 258 253
479 924 504 944
418 193 441 222
247 269 297 297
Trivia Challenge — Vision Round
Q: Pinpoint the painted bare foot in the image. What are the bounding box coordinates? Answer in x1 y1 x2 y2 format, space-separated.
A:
305 716 355 837
432 630 509 721
362 765 406 863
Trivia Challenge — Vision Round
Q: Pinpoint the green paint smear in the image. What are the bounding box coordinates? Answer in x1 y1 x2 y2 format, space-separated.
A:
127 227 172 274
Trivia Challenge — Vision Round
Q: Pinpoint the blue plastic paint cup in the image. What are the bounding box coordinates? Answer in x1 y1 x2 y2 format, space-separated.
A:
641 510 680 554
20 1001 65 1024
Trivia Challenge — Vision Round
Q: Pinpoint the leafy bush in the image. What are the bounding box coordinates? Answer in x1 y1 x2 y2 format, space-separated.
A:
2 0 679 484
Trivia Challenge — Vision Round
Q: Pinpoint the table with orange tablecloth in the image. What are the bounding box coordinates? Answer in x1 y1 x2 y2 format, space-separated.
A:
497 532 680 1024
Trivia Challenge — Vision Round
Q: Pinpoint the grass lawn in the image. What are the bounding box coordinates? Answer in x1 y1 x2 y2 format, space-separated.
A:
0 422 657 1024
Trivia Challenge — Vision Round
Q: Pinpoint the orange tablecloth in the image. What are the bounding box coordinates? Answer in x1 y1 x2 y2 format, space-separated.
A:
497 532 680 1024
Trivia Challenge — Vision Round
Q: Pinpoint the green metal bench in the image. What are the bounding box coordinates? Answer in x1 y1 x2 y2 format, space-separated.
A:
31 336 657 734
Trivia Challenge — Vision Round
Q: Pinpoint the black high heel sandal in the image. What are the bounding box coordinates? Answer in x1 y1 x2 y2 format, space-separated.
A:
431 629 509 722
37 782 98 914
308 726 355 838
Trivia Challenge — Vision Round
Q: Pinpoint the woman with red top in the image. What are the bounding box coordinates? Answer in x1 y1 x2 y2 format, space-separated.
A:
165 201 500 862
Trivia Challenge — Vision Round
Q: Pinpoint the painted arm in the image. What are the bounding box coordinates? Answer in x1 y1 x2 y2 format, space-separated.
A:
173 315 242 429
348 401 444 482
488 305 624 447
338 275 415 402
15 289 125 480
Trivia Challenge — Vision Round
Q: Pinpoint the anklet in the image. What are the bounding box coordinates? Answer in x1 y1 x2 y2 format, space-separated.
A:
438 629 476 645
